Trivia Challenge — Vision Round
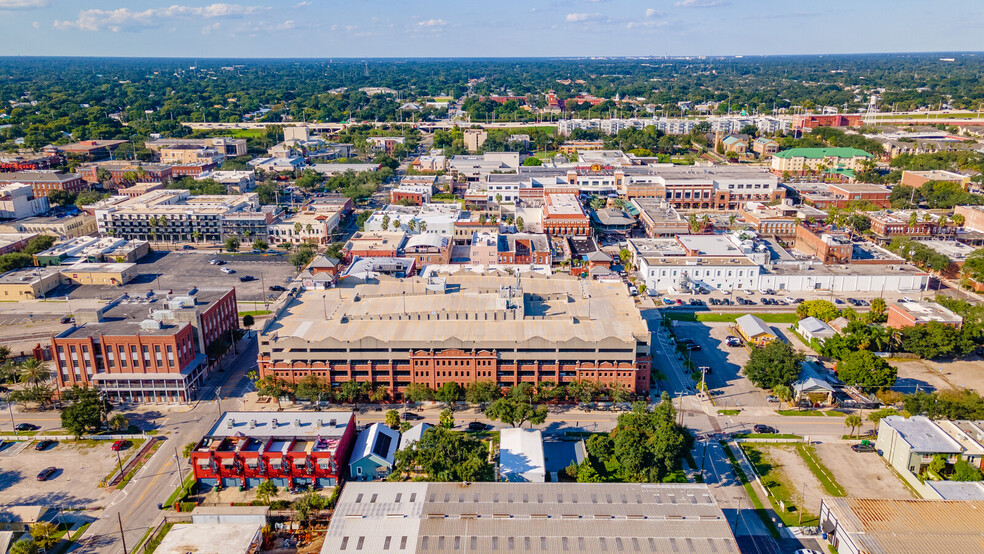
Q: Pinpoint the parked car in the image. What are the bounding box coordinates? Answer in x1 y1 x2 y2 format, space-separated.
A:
851 443 876 453
467 421 490 431
675 299 683 305
111 440 126 451
35 440 54 451
209 259 225 265
60 315 74 324
765 395 779 403
239 275 256 282
36 467 57 481
403 412 423 420
181 245 194 250
753 425 777 434
220 267 235 274
784 296 796 304
16 423 39 431
269 285 287 292
662 298 674 305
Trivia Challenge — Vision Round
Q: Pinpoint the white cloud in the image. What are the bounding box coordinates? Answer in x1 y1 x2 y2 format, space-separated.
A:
675 0 727 6
565 12 603 22
0 0 47 9
645 8 661 17
202 22 221 34
55 3 269 32
293 1 310 6
32 20 39 28
416 18 446 27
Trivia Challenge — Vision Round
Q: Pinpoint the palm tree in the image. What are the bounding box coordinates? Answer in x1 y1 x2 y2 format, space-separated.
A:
845 414 863 439
952 213 965 227
773 384 793 410
148 215 159 242
407 219 417 232
192 230 201 244
687 213 701 234
699 214 710 232
728 214 737 230
908 212 919 229
19 358 49 386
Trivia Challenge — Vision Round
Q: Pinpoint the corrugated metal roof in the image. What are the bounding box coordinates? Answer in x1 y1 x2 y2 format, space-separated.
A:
322 482 737 553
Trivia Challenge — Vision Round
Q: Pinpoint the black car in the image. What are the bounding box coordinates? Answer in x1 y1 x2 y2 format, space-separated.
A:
403 412 423 420
851 443 876 453
753 425 777 434
467 421 490 431
239 276 256 282
269 285 287 292
15 423 38 431
36 467 57 481
34 440 54 451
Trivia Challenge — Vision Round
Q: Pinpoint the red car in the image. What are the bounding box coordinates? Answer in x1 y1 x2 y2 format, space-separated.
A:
111 440 126 451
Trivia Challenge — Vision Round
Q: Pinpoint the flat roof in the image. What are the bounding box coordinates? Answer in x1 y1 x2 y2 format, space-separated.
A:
881 416 964 453
892 301 963 325
263 273 649 347
543 193 586 217
207 411 353 439
677 235 744 256
774 147 873 159
322 482 738 554
155 523 261 554
0 266 59 284
918 239 977 260
500 428 545 482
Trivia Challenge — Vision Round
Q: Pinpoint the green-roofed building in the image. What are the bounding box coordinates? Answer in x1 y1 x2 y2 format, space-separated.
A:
771 147 874 177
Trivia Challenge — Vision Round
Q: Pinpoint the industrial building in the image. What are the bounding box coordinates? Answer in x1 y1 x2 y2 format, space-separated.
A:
322 482 738 553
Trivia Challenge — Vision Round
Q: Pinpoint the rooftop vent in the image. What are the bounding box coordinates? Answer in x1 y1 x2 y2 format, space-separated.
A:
226 418 235 429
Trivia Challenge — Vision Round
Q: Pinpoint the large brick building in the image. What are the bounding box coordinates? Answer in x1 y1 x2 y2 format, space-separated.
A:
0 171 87 199
541 192 591 236
51 288 238 403
258 273 652 397
887 301 963 330
190 411 358 490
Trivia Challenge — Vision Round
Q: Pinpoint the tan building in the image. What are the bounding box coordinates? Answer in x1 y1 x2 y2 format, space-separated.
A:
258 273 653 396
463 129 488 152
268 209 340 246
159 145 222 165
0 213 97 239
901 170 973 190
0 267 61 299
58 262 137 286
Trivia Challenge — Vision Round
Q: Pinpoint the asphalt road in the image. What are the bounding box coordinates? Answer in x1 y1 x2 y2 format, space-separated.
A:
76 336 257 554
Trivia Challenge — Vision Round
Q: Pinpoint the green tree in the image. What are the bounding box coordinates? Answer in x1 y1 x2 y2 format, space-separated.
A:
403 383 434 403
23 235 56 255
60 385 112 439
844 414 863 438
742 340 805 389
836 351 897 392
108 413 129 432
870 297 887 320
439 408 455 429
242 314 255 333
256 479 279 504
390 427 493 482
289 244 317 269
29 522 58 551
465 381 501 405
772 383 793 409
252 239 269 251
18 358 49 386
47 189 77 207
385 409 400 429
435 382 462 410
9 539 38 554
952 459 984 481
795 299 840 322
522 156 543 166
586 434 614 461
484 397 548 428
293 374 327 403
292 488 326 527
224 236 240 252
899 321 975 359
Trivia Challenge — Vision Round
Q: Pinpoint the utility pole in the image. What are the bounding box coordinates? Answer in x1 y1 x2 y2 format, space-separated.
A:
174 446 185 485
732 497 742 535
6 393 15 435
117 512 129 554
116 448 124 480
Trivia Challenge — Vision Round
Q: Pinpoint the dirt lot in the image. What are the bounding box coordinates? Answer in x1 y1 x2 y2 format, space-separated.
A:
0 439 127 506
814 442 915 499
892 355 984 396
753 444 824 524
57 250 299 303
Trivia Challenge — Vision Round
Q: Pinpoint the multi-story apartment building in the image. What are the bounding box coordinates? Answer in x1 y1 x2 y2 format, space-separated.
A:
145 137 247 158
190 411 358 490
0 171 86 198
258 273 652 396
869 210 957 241
0 183 49 219
158 145 224 165
770 147 874 176
50 289 237 403
91 189 262 244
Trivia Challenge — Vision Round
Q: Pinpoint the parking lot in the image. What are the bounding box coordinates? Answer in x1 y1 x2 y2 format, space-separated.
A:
892 355 984 396
59 251 300 303
813 442 915 499
0 439 125 506
670 321 771 408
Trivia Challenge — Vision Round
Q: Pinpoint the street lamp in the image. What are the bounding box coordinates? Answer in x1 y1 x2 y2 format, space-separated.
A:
6 392 16 435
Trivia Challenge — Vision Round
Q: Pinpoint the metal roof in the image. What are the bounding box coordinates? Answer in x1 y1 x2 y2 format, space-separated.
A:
735 314 775 339
499 429 546 482
323 482 737 554
881 415 964 454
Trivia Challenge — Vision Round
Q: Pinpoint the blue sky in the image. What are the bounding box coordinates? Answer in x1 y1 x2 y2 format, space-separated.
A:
0 0 980 58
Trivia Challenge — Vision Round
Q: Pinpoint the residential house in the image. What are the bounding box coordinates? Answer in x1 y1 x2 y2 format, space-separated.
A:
349 423 400 481
735 314 777 346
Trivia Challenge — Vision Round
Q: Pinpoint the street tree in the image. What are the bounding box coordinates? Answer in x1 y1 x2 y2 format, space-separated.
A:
403 383 435 404
742 341 805 389
256 479 279 504
435 382 462 411
439 408 455 429
836 351 897 392
465 381 501 405
484 397 548 428
60 385 112 439
385 409 400 429
389 427 493 482
844 414 863 438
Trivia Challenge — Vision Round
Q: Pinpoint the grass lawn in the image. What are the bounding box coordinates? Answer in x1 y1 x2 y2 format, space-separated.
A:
721 443 781 539
718 409 742 416
533 150 561 160
237 310 272 317
665 312 800 324
777 409 845 417
795 443 847 497
163 475 197 509
740 443 818 528
733 433 802 440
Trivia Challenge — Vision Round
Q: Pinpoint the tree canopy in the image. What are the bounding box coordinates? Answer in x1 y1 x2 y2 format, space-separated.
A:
742 340 806 389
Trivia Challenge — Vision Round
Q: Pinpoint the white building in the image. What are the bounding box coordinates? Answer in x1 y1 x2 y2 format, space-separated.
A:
363 203 462 236
499 428 545 483
0 183 49 220
195 170 256 193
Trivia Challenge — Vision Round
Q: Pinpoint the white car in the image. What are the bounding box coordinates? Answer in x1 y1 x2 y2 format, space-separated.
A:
220 267 235 274
784 295 795 303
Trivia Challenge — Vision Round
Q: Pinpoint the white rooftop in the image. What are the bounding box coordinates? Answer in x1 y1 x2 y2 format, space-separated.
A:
154 523 262 554
499 428 546 482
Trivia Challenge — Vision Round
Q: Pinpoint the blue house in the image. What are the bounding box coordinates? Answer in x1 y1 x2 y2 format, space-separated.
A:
349 423 400 481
